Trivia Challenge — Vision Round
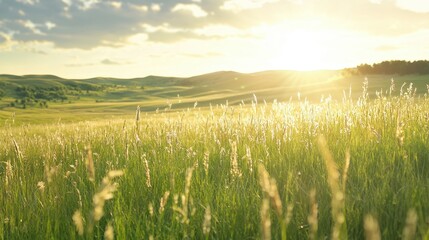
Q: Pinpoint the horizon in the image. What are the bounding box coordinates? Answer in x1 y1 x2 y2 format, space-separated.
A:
1 0 429 78
1 67 345 79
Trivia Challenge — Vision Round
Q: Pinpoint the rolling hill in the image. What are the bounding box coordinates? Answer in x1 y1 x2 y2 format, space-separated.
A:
1 70 429 124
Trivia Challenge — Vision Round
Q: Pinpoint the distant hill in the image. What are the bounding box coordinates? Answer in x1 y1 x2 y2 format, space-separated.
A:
1 70 429 111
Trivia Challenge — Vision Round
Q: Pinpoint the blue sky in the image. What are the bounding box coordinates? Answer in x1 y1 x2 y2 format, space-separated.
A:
1 0 429 78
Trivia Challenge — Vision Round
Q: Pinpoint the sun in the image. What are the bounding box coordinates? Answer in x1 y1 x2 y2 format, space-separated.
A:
264 27 334 71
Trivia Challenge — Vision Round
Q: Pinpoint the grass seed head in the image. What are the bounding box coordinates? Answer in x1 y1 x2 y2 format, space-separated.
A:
364 214 381 240
159 191 170 214
85 145 95 182
261 198 271 240
104 222 114 240
308 189 318 240
402 209 417 240
202 205 212 236
72 210 84 236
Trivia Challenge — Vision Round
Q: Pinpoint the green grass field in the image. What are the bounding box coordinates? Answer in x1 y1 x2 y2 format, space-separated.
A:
1 75 429 239
1 73 429 239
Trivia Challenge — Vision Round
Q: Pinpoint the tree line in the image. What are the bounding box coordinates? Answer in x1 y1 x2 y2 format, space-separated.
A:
344 60 429 75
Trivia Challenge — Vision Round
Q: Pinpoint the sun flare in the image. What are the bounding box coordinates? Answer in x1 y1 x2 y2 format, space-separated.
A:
264 27 335 71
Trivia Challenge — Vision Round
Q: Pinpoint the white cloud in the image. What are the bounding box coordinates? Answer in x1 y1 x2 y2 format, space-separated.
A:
220 0 279 12
151 3 161 12
0 32 14 50
172 3 208 18
45 21 56 30
194 25 244 37
396 0 429 13
141 23 182 33
62 0 72 11
127 33 149 44
20 20 45 35
131 4 149 12
110 1 122 9
16 0 39 5
78 0 100 11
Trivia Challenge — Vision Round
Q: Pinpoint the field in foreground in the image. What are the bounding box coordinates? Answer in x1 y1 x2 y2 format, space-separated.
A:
1 87 429 239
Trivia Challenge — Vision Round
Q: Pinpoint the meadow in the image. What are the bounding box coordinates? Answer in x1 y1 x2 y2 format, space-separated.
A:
1 77 429 239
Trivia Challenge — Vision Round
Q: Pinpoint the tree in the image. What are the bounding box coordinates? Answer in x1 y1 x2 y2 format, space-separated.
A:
355 60 429 75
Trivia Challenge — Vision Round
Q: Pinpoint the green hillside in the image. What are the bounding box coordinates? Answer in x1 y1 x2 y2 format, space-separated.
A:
1 71 429 124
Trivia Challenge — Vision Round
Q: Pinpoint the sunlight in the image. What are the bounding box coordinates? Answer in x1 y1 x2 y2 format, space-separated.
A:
264 28 334 70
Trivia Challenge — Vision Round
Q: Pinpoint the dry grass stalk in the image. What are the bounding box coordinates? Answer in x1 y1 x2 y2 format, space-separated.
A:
159 191 170 214
72 210 84 236
104 222 114 240
202 205 211 236
342 149 350 194
142 154 152 188
317 135 347 240
45 164 59 183
258 164 291 240
173 167 195 225
364 214 381 240
203 151 210 176
230 141 242 178
284 204 294 226
258 164 283 217
261 198 271 240
396 114 405 147
184 167 193 212
85 145 95 182
37 181 46 193
92 170 124 221
12 139 24 161
136 105 141 122
148 203 154 217
402 209 417 240
308 189 318 240
245 145 253 173
5 160 13 187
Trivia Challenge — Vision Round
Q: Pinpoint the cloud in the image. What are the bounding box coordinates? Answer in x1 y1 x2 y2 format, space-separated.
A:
1 0 429 50
16 0 39 5
396 0 429 13
220 0 279 13
65 58 129 67
45 21 56 30
171 3 208 18
312 0 429 36
151 3 161 12
78 0 100 11
0 34 6 44
141 23 252 43
101 58 121 65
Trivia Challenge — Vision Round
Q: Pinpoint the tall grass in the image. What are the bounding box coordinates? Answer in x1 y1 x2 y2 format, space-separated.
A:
0 82 429 239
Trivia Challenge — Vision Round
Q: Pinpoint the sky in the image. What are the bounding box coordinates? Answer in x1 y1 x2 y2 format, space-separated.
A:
1 0 429 78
